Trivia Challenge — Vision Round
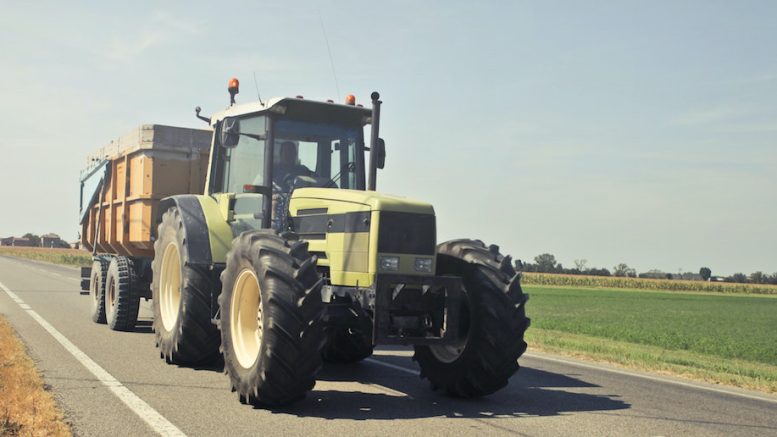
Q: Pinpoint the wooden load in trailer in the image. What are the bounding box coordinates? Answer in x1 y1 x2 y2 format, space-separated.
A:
79 124 211 258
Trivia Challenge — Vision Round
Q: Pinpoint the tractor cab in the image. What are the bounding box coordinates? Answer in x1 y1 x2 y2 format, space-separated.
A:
203 85 384 233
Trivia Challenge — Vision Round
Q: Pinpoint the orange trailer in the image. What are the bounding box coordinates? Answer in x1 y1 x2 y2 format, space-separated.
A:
79 125 211 258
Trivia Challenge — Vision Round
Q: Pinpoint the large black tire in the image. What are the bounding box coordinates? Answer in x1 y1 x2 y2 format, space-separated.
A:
413 239 530 397
105 256 141 331
151 207 221 364
89 259 109 324
218 231 325 406
321 322 374 363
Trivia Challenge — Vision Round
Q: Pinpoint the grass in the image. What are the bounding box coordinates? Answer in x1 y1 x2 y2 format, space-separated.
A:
0 247 92 268
0 316 71 436
524 285 777 393
522 272 777 295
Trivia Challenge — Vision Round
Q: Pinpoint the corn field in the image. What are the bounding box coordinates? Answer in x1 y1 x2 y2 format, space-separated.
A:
521 272 777 295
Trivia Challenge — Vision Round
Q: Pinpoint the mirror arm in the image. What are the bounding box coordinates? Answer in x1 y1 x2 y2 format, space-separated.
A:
194 106 211 124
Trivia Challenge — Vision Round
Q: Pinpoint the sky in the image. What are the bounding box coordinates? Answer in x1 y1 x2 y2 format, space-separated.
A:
0 1 775 276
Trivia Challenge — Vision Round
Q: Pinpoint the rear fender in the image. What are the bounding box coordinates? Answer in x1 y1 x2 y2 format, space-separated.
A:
156 195 233 265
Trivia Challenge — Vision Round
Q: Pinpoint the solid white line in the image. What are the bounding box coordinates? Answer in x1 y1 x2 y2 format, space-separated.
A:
0 280 186 436
365 358 420 376
523 352 777 405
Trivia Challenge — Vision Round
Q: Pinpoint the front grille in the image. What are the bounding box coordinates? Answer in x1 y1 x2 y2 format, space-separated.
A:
377 211 436 255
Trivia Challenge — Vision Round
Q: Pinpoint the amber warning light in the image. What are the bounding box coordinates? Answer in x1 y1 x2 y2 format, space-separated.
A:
345 94 356 105
228 77 240 105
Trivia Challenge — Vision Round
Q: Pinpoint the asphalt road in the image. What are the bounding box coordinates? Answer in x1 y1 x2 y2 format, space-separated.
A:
1 255 776 436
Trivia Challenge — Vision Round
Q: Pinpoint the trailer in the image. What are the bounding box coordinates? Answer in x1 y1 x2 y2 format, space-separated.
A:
79 124 211 330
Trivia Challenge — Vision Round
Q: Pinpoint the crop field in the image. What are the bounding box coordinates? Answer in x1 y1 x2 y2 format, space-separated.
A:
0 246 91 267
522 272 777 295
524 285 777 392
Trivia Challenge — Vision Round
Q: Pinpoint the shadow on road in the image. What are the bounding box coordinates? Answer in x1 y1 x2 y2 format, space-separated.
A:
271 353 630 420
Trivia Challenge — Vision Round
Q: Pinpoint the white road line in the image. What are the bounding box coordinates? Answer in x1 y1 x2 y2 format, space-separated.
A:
0 280 186 437
523 352 777 405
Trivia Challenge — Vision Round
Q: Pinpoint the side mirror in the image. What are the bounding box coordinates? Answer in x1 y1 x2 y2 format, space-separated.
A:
220 117 240 148
375 138 386 169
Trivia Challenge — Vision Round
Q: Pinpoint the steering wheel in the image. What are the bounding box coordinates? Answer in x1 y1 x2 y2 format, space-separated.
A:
281 173 297 191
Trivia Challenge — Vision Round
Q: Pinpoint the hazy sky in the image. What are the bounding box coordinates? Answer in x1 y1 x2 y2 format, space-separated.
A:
1 1 775 276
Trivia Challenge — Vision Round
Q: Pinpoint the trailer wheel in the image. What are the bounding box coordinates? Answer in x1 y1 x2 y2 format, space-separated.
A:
218 231 325 406
89 259 109 324
413 239 530 397
105 256 140 331
152 207 220 364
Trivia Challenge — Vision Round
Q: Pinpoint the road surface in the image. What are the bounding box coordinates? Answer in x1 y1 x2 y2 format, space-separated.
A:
1 255 775 436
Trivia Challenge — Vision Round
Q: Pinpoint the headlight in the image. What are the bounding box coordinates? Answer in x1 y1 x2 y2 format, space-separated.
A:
379 255 400 271
414 257 433 273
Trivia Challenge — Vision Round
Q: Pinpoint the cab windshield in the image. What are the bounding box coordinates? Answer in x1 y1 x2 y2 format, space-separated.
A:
273 119 365 191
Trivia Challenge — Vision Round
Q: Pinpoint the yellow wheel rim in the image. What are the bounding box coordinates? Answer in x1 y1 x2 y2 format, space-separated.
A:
230 268 263 369
106 273 116 319
159 242 182 331
90 269 100 307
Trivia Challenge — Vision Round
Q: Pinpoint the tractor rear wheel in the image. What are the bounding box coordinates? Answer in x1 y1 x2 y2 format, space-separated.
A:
151 207 220 364
105 256 140 331
413 239 530 397
89 258 109 324
218 231 324 406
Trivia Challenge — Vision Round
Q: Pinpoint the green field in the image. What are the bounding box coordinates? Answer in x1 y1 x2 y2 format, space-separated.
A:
525 285 777 392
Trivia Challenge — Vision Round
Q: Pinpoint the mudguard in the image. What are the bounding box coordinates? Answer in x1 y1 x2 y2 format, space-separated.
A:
156 195 233 265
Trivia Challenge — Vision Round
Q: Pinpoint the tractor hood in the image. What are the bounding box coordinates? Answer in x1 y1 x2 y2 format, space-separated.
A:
290 188 435 215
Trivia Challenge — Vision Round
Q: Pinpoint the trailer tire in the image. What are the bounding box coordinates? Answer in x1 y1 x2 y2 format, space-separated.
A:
152 207 221 364
413 239 530 397
105 256 140 331
219 230 325 406
89 259 109 324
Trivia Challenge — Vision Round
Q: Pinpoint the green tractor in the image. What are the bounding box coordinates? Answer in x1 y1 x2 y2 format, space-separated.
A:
151 79 530 405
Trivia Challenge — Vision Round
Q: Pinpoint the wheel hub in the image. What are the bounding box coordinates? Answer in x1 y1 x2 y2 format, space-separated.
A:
231 268 263 369
159 242 182 331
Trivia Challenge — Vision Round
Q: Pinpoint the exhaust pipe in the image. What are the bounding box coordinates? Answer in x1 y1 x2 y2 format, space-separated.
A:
368 91 381 191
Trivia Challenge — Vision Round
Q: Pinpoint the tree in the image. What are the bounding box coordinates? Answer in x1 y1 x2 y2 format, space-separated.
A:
750 271 765 284
613 263 636 277
699 267 712 281
588 268 611 276
574 259 588 272
534 253 558 273
729 273 747 283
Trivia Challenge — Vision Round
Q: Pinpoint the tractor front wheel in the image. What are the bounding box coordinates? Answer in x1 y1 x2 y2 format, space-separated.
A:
413 239 530 397
219 231 325 406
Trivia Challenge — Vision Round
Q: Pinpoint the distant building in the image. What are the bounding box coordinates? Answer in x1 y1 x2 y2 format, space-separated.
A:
1 237 34 247
40 233 66 248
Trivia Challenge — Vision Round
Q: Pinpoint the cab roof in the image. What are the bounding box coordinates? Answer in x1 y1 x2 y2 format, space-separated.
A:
209 97 372 127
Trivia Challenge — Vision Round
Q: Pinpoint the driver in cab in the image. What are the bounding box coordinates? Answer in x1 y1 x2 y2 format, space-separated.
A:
273 141 313 192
